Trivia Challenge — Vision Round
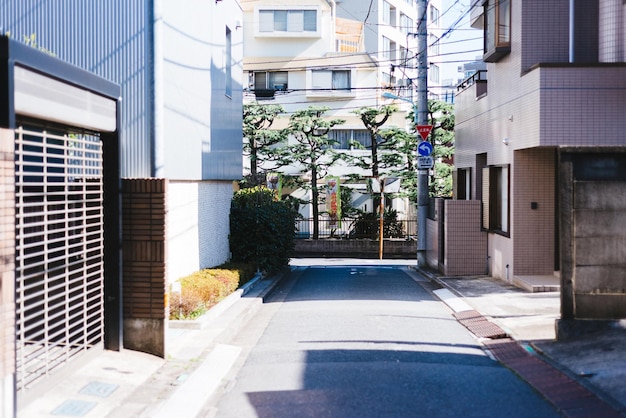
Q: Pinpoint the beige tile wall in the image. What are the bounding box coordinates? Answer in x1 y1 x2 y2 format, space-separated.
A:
443 200 487 276
513 148 557 275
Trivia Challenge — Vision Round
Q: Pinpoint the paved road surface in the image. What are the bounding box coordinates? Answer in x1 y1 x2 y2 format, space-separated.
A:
206 266 560 417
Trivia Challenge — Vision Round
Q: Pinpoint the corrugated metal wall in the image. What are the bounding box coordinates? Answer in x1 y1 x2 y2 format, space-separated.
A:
0 0 153 177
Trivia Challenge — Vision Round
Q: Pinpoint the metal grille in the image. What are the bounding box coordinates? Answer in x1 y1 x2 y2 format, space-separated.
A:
14 126 105 391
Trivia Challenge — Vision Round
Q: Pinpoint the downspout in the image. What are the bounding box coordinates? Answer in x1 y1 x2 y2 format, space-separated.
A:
152 0 165 177
329 0 336 51
569 0 575 62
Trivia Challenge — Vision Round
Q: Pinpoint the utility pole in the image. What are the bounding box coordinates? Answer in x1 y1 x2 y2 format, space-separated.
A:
416 0 429 267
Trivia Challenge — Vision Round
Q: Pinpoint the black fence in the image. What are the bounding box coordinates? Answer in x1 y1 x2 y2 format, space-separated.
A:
296 217 417 240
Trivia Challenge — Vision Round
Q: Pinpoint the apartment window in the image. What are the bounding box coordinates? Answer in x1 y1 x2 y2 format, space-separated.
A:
225 27 232 97
382 36 397 62
328 129 371 149
430 64 440 83
382 1 396 26
482 165 509 234
254 71 288 91
430 5 440 25
312 70 351 90
429 34 439 56
483 0 511 62
259 9 317 33
399 13 414 36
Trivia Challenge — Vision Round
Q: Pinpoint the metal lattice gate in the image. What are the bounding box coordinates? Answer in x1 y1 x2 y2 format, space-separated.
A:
14 126 105 391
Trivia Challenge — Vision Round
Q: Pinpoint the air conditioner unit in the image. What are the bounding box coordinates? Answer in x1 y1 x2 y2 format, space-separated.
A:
396 79 410 87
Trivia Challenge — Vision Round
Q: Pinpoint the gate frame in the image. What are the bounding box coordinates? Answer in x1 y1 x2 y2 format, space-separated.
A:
0 36 123 355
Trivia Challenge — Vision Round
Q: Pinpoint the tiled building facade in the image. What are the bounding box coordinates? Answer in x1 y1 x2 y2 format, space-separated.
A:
452 0 626 323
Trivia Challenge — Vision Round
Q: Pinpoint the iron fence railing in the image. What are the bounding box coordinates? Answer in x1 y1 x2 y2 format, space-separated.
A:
296 217 417 240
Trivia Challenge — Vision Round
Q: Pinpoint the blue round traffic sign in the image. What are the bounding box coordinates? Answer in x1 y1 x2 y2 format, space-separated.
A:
418 141 433 157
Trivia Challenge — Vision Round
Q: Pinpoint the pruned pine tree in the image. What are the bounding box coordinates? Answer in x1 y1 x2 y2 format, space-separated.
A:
350 104 398 212
277 106 345 239
242 102 289 185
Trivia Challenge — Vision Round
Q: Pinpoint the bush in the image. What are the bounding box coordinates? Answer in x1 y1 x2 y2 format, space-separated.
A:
229 186 299 275
169 261 257 320
349 209 404 239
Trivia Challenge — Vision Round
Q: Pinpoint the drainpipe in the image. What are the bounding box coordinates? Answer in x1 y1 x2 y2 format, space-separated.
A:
329 0 336 51
152 0 165 177
569 0 575 62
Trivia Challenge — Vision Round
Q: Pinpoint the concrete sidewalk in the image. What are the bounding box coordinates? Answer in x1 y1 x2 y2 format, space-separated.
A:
425 272 626 417
16 259 626 417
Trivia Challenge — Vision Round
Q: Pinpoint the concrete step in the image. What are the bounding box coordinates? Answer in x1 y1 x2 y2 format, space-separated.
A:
513 275 560 293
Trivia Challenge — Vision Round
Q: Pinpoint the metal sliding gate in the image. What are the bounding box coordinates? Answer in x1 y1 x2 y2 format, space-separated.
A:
14 126 105 391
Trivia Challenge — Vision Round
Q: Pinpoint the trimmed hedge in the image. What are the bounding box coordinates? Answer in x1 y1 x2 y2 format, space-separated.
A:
169 261 257 320
229 186 299 275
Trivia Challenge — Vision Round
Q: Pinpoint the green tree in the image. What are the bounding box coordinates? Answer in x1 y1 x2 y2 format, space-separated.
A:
242 103 289 185
427 100 455 197
351 105 399 212
276 106 345 239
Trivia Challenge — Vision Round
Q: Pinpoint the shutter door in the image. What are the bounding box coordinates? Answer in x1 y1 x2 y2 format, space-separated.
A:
14 126 105 391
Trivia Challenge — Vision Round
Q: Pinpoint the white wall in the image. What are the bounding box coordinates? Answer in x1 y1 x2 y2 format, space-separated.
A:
167 181 234 282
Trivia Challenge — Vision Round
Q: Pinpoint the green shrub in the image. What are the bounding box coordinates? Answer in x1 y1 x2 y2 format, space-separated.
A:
169 261 257 320
229 186 299 275
349 209 404 239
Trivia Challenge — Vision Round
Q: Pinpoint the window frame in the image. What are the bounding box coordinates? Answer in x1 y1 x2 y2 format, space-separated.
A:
254 71 288 91
256 6 321 38
481 164 510 236
483 0 511 62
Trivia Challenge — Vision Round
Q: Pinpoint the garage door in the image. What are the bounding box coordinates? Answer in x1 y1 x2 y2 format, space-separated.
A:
14 125 104 391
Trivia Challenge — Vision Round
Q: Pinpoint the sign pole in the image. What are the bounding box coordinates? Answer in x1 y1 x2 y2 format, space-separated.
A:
416 0 429 268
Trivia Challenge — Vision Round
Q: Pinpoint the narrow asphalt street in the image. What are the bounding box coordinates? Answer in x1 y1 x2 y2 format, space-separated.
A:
204 265 561 417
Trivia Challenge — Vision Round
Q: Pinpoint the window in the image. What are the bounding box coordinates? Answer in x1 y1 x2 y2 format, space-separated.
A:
399 13 414 36
382 1 396 26
455 168 471 199
430 5 440 25
430 63 440 83
254 71 288 91
225 27 232 97
382 36 397 62
259 9 317 33
482 165 509 234
483 0 511 62
328 129 371 149
429 34 439 56
312 70 351 90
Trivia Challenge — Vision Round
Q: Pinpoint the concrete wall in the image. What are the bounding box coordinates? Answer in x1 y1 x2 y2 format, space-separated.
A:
294 239 416 259
167 181 234 282
559 149 626 322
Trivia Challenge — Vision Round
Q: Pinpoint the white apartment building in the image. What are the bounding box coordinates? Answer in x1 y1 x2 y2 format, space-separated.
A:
242 0 442 220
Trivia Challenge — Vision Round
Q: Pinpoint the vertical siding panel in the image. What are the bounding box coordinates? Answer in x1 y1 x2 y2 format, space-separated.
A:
1 0 152 177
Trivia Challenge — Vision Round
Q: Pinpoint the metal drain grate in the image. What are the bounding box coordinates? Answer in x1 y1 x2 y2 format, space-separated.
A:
79 381 119 398
51 399 97 416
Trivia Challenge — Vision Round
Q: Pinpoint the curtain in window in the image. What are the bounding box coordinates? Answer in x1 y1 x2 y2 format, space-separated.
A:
332 71 350 89
303 11 316 31
259 11 274 32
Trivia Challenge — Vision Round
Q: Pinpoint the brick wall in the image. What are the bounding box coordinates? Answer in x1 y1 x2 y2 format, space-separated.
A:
0 128 15 417
122 179 167 357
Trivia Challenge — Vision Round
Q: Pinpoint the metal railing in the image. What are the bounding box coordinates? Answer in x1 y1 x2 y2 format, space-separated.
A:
296 217 417 240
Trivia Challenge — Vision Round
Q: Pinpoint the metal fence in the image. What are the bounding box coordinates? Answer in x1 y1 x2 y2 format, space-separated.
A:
296 217 417 240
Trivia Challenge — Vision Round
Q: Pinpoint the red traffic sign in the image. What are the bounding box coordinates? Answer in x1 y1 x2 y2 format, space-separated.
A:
416 125 433 141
